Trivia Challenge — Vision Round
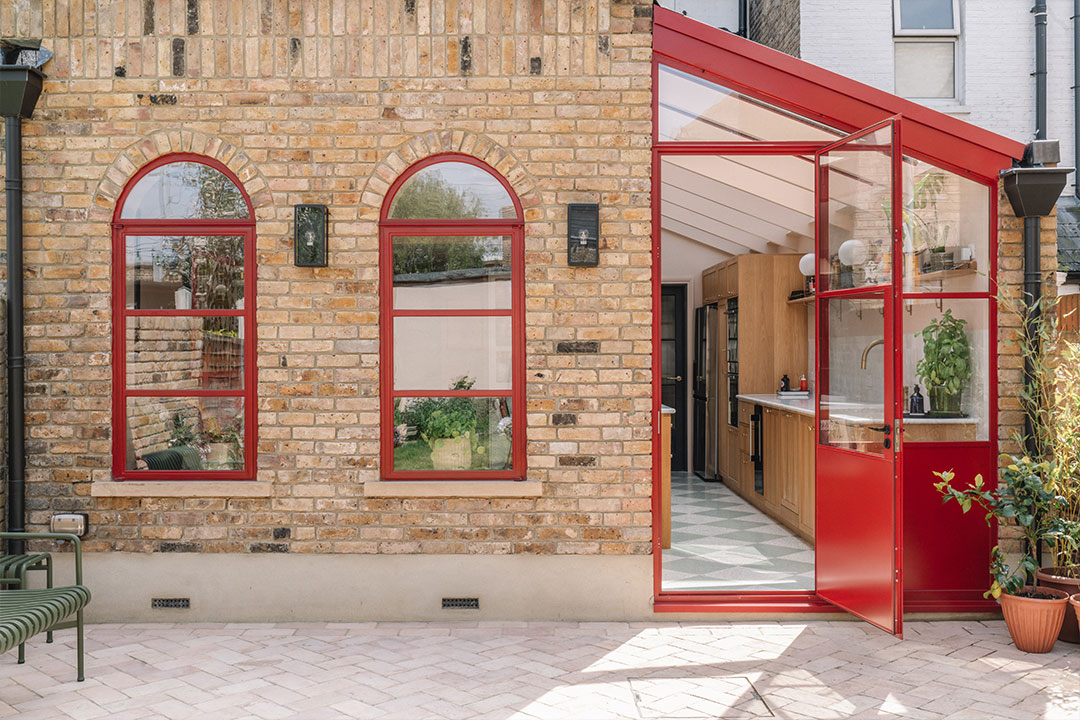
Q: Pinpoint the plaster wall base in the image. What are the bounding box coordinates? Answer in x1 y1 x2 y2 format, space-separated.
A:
50 553 657 623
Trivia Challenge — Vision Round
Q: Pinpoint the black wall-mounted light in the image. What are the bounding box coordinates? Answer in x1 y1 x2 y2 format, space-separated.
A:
294 204 328 267
567 203 599 267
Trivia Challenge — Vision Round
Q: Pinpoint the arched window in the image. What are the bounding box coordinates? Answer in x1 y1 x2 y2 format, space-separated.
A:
112 154 257 480
380 154 524 479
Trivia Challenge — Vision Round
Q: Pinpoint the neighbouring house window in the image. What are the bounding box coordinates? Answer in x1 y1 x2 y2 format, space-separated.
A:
380 154 524 479
112 154 256 479
893 0 960 100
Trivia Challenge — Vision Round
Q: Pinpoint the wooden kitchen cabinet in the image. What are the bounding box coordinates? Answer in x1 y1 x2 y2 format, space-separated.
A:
744 404 815 544
702 266 720 304
797 415 815 538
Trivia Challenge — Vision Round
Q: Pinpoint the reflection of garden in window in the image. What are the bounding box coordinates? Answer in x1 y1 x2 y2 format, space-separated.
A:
114 155 255 478
382 156 522 478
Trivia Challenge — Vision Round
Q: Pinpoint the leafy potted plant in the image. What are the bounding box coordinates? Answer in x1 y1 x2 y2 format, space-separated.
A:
1007 292 1080 642
934 456 1077 653
201 415 242 468
916 308 971 417
1031 337 1080 640
408 377 479 471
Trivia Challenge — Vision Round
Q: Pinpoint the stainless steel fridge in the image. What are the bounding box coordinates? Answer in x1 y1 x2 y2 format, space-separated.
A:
692 303 720 481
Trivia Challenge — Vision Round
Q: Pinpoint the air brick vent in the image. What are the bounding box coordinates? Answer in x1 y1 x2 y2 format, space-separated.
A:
151 597 191 609
442 597 479 610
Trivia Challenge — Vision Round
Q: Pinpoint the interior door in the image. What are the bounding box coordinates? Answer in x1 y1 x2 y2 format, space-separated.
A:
815 117 903 636
661 285 688 471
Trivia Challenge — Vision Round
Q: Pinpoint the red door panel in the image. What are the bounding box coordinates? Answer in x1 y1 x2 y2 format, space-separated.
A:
815 117 903 636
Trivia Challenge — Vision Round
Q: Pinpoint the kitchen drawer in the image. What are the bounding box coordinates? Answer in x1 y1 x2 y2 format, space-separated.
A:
738 422 750 455
738 401 753 426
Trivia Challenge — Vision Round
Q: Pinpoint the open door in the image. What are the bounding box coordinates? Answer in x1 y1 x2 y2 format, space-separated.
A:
815 118 903 636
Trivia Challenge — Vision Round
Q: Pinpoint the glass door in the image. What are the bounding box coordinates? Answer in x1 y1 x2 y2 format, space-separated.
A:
815 118 904 636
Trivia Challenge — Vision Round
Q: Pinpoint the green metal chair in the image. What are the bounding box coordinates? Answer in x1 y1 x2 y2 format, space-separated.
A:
0 548 54 661
0 532 90 681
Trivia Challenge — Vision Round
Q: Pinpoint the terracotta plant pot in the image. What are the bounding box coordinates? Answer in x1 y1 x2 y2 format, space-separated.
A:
999 586 1069 653
1035 567 1080 643
1071 594 1080 635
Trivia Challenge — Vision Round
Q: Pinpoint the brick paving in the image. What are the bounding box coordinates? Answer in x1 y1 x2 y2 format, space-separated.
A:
1 621 1077 719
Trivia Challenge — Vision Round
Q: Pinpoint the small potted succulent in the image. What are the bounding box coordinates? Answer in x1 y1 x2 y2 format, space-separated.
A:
934 456 1079 653
916 309 971 417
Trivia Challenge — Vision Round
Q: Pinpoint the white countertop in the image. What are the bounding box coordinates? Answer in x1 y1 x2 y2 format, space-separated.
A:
737 393 813 417
736 393 979 424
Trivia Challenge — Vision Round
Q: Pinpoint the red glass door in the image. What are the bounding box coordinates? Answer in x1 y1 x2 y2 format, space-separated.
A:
815 118 903 636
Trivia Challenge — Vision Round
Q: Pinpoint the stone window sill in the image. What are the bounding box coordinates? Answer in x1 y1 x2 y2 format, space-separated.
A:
90 481 273 498
363 480 542 498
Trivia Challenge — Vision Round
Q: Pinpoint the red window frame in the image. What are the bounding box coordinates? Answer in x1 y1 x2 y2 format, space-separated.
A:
111 153 258 481
379 153 526 480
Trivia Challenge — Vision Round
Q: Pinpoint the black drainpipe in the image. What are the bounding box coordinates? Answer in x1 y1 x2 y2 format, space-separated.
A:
4 115 26 555
1 50 45 556
1024 1 1049 458
1074 0 1080 200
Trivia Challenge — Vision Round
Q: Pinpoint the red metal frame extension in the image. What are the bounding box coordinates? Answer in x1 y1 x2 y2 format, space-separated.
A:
378 153 526 480
650 6 1023 615
111 153 258 481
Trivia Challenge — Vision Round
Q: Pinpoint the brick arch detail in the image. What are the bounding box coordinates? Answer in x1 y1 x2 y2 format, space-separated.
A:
360 130 540 217
89 129 274 222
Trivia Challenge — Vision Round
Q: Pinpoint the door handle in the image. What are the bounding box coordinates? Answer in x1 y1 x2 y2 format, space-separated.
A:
663 375 683 382
868 424 891 435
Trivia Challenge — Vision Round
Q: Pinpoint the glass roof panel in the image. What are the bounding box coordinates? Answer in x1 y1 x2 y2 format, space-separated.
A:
657 64 845 143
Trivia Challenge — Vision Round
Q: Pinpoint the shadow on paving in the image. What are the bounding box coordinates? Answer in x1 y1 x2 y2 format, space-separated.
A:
1 620 1078 719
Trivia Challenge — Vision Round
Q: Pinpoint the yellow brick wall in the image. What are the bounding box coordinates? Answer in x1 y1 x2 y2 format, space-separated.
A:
1 0 656 554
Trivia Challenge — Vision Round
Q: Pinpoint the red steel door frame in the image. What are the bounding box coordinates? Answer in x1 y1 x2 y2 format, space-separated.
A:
649 6 1016 618
813 117 904 637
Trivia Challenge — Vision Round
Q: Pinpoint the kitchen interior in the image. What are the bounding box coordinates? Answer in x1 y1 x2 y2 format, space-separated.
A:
656 67 991 593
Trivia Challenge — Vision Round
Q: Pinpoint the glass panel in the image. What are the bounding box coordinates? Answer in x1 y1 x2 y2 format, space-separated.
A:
392 235 512 310
821 125 894 291
126 316 243 391
898 0 955 31
902 299 989 442
660 155 816 256
393 396 513 472
126 235 245 310
657 65 844 143
120 162 249 219
894 42 955 99
661 295 676 338
387 162 517 220
902 157 989 292
394 316 512 391
126 396 244 471
661 340 676 379
819 296 887 456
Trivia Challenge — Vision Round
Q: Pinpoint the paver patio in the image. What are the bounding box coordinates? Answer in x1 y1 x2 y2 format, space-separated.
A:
1 620 1077 719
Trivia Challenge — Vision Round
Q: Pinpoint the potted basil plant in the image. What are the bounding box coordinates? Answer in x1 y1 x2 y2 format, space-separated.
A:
916 308 971 417
934 456 1079 653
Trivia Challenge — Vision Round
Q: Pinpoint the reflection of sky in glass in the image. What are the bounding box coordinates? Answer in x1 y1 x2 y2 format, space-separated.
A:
658 65 843 143
390 162 516 219
121 162 248 219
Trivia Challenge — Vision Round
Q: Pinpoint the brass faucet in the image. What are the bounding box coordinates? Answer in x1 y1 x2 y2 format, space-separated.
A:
860 338 884 369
